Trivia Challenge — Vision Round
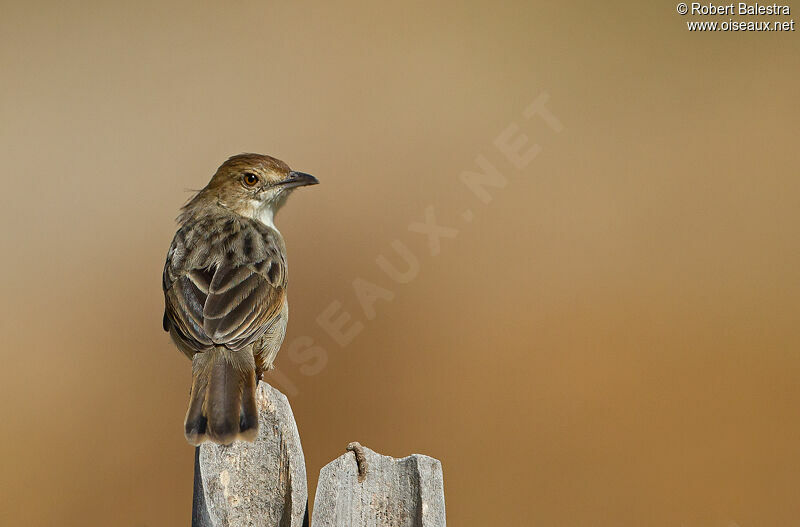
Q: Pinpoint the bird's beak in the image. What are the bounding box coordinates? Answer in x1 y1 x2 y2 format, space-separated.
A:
278 171 319 189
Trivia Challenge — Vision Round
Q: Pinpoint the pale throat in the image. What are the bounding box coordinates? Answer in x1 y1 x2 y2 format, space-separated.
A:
252 200 278 230
244 199 278 230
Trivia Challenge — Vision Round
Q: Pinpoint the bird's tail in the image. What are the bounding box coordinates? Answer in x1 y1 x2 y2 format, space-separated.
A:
184 348 258 446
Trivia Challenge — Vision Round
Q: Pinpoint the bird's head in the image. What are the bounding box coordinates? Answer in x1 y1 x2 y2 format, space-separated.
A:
187 153 318 226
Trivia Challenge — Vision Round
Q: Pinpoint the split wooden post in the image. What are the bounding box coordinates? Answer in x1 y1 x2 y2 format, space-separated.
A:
191 382 446 526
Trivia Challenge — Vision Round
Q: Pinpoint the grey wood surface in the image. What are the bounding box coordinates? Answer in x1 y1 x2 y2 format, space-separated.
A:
310 443 446 527
192 381 308 527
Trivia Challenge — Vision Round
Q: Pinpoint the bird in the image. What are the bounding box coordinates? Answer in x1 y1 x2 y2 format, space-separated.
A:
162 153 318 445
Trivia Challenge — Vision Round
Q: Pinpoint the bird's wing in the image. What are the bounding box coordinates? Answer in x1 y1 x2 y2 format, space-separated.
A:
202 255 286 350
163 218 287 352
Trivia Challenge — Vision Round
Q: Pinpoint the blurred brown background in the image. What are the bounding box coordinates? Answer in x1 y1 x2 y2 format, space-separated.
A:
1 1 799 526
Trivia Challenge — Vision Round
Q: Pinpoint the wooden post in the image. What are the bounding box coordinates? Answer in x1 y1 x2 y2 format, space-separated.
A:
310 443 446 527
192 381 308 527
191 383 445 526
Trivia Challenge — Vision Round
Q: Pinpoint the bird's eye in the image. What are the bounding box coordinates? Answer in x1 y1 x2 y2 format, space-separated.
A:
243 173 259 186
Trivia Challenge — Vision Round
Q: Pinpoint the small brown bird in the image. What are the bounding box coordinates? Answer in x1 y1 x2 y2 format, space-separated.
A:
162 153 318 445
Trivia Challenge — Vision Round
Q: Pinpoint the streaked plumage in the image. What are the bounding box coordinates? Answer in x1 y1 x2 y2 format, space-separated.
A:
162 153 317 445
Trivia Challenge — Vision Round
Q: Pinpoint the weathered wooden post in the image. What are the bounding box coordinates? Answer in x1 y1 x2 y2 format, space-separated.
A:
192 381 308 527
311 443 446 527
192 382 445 526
